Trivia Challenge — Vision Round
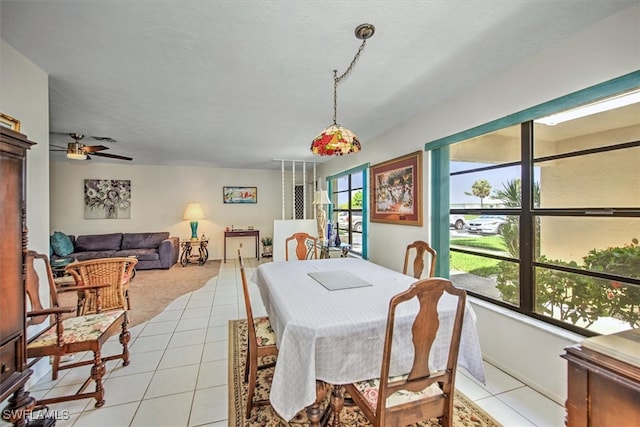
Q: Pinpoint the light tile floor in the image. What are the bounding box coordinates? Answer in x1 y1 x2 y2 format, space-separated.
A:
25 258 566 426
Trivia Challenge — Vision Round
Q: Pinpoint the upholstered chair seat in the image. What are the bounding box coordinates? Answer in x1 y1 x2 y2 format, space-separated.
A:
254 316 277 347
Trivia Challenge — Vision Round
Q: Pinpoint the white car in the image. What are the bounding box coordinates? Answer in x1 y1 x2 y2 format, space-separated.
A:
337 212 363 232
467 215 507 234
450 215 466 230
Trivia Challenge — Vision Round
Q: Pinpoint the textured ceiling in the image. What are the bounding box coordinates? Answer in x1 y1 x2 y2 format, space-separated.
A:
1 1 635 169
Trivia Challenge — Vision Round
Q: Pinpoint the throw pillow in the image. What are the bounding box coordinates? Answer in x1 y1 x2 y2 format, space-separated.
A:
50 231 74 257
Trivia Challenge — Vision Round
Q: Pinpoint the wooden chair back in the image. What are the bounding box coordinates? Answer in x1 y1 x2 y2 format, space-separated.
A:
238 249 278 417
285 232 318 261
403 240 437 279
346 278 466 427
25 251 70 327
65 257 137 314
238 250 258 358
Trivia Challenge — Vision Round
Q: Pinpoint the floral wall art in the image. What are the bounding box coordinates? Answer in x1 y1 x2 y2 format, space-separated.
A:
84 179 131 219
370 151 422 226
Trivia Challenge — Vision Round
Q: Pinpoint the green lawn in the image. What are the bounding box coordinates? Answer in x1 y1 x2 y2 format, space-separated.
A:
450 235 506 277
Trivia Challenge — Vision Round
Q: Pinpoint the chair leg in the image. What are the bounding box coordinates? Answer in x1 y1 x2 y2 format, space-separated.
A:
245 355 258 419
51 356 60 380
244 338 250 383
119 313 131 366
90 349 106 408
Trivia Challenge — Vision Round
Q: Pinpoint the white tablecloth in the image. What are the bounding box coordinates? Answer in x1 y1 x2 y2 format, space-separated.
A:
251 258 485 421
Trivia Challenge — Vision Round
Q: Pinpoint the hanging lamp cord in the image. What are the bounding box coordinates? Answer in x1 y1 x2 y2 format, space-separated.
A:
333 39 368 125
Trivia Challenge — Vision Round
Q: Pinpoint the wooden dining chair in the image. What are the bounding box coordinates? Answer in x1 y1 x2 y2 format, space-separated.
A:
64 257 138 315
403 240 437 279
344 277 467 427
238 250 279 418
285 232 318 261
24 251 131 408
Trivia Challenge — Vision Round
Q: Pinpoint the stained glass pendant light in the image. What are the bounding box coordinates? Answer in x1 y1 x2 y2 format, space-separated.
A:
310 23 375 156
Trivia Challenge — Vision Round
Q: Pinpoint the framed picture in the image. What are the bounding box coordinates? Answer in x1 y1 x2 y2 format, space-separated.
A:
370 151 422 226
0 112 21 132
223 186 257 204
84 179 131 219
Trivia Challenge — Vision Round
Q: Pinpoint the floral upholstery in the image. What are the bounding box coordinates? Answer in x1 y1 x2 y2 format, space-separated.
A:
352 375 443 410
254 316 276 347
27 310 125 349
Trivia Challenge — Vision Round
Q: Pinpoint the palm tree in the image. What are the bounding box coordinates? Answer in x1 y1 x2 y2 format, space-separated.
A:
465 179 492 207
493 178 541 257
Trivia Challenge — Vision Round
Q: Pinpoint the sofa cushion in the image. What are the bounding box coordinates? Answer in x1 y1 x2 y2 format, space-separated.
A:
50 231 74 257
121 232 170 250
114 248 160 262
74 233 123 252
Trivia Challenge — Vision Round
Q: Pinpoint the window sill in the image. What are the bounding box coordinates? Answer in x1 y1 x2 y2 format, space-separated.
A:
468 296 585 343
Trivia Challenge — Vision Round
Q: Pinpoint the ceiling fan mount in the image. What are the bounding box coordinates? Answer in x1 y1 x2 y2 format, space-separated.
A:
50 132 133 161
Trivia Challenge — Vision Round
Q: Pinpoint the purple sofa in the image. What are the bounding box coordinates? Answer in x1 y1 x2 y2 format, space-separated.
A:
51 232 179 270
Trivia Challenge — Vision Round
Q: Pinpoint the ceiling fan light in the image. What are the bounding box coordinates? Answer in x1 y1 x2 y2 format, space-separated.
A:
67 150 87 160
310 124 361 156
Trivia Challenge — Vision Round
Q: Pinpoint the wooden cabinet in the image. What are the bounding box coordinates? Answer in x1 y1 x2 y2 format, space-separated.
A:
0 127 36 426
562 329 640 427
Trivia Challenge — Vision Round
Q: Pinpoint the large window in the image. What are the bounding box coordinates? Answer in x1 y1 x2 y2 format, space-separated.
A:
327 165 368 258
428 73 640 336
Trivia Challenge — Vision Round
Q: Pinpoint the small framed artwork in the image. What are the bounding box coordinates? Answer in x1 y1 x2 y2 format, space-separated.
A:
0 112 21 132
370 151 423 226
223 186 257 204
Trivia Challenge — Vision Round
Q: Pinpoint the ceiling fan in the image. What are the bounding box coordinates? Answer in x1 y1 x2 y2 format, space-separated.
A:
50 133 133 161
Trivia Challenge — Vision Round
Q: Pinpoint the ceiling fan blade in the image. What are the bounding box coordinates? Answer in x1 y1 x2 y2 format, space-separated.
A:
91 136 117 143
50 144 69 150
92 152 133 161
82 145 109 153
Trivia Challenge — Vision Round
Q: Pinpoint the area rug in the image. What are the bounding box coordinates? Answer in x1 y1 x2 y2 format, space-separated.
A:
58 260 221 327
228 319 502 427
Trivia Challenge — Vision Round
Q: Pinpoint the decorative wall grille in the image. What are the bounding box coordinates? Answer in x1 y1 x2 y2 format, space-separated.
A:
294 185 304 219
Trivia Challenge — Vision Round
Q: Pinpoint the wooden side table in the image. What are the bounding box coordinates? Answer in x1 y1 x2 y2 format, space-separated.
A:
224 229 259 262
180 238 209 266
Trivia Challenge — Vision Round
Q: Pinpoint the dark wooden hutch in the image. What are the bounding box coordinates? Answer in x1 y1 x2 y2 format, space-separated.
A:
0 127 36 426
562 328 640 427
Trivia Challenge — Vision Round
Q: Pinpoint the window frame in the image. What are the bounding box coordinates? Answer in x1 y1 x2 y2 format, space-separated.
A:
327 163 369 259
425 70 640 335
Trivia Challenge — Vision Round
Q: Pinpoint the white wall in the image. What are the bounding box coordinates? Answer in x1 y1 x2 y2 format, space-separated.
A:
1 40 50 257
50 162 283 261
317 4 640 404
1 39 51 391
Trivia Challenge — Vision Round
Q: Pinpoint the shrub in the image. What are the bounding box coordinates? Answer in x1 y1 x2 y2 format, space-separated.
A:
496 239 640 329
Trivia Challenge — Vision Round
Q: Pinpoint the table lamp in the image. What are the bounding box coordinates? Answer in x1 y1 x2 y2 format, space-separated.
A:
312 190 331 244
183 202 205 240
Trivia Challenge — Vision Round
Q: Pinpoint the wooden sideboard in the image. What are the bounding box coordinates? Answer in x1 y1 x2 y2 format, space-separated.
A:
223 229 259 263
562 328 640 427
0 127 36 426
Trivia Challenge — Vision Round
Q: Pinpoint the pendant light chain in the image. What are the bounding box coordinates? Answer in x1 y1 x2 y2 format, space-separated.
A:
311 23 374 156
333 39 367 125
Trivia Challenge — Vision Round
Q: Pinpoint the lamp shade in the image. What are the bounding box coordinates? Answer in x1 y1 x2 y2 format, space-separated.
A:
183 202 205 220
310 124 361 156
312 190 332 205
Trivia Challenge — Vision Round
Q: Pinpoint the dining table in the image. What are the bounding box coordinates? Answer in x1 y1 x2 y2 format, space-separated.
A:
251 257 486 424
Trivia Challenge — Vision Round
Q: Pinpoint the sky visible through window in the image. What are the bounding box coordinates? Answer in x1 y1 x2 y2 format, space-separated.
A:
450 162 540 206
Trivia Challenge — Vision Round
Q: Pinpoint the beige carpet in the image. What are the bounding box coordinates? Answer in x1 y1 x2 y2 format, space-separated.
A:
58 260 221 327
228 319 502 427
